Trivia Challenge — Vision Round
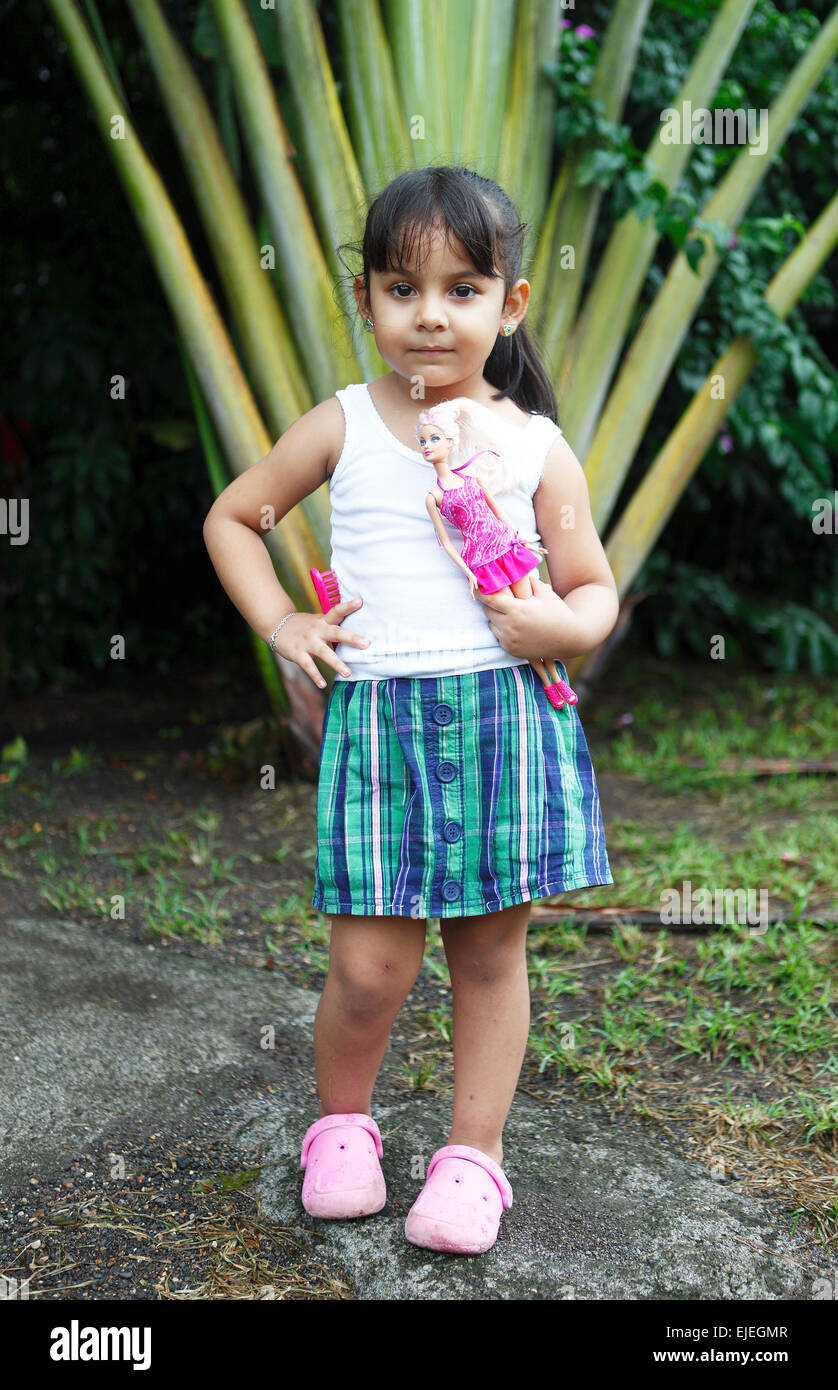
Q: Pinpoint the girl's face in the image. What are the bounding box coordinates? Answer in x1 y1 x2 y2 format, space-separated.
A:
357 225 529 394
417 425 451 466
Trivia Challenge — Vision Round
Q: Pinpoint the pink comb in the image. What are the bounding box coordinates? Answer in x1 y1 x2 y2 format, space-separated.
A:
310 567 344 651
310 567 342 614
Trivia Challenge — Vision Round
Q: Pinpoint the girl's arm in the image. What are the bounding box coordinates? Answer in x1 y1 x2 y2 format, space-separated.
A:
203 398 339 638
533 437 618 655
476 437 619 661
203 397 370 685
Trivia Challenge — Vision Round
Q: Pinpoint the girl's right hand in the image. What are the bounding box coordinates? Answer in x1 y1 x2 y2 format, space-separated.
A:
467 571 479 600
273 598 370 688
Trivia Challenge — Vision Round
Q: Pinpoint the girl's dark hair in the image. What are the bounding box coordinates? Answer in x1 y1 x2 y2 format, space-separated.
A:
337 165 559 422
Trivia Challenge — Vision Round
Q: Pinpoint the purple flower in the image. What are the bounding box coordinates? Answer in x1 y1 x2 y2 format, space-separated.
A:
559 17 572 27
576 24 596 38
718 433 733 453
728 232 738 249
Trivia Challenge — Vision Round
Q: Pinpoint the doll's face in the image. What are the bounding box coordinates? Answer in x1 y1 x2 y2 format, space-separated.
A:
417 425 452 466
355 223 529 393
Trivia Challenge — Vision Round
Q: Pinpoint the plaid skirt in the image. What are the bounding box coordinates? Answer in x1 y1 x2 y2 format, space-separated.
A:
311 661 613 919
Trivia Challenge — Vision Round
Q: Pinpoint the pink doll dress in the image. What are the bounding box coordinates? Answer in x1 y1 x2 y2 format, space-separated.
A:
438 474 540 595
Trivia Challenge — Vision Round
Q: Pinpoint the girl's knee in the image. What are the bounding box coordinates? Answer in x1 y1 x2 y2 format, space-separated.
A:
447 947 527 988
329 958 416 1017
327 918 425 1015
441 906 530 983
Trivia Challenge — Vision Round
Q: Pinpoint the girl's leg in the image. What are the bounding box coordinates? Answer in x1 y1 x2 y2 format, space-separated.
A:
437 901 532 1166
314 913 427 1118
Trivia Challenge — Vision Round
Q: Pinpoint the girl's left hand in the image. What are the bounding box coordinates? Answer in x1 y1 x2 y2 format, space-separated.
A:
477 576 583 659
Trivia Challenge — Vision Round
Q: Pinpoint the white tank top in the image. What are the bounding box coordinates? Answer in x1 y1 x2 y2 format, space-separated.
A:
327 382 563 681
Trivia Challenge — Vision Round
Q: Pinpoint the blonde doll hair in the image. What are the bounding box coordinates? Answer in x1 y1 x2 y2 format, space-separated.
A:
414 397 522 497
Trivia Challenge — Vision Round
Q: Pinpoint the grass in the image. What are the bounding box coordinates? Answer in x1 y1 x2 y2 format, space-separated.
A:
525 921 835 1076
593 668 838 793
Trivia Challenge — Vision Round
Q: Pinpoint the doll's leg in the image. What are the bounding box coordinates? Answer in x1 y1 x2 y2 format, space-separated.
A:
529 656 554 688
505 572 564 686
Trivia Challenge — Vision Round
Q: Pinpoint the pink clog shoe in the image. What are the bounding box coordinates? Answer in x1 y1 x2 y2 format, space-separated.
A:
300 1112 386 1219
404 1144 513 1254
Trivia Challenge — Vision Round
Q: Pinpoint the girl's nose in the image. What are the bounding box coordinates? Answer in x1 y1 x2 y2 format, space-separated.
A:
417 303 447 329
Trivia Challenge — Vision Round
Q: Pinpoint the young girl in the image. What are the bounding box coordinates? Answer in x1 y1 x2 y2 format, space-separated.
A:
203 164 618 1257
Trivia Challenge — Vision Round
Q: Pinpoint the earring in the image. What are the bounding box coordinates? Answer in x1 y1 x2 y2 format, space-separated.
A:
364 318 374 332
501 323 515 337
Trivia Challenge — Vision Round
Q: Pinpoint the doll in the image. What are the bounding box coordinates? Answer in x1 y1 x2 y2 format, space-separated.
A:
417 399 577 711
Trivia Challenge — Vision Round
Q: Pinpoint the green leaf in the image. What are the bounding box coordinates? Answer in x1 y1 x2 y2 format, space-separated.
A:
684 237 705 271
576 148 627 190
2 736 28 766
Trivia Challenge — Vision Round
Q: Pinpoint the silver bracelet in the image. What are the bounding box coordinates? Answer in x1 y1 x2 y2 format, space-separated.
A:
268 611 299 652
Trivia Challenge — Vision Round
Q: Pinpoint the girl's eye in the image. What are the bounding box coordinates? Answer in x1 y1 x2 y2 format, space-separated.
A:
389 283 477 299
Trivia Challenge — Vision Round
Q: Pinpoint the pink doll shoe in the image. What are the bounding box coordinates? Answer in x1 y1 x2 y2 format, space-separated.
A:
300 1112 387 1219
404 1144 513 1254
545 677 579 709
544 683 566 710
555 677 578 705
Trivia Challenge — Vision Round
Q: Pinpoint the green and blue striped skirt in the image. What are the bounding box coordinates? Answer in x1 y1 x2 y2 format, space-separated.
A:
311 661 613 919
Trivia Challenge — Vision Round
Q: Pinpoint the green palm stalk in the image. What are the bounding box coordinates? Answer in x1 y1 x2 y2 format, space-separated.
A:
531 0 656 368
582 4 838 535
565 188 838 684
553 0 756 444
497 0 562 230
127 0 312 433
210 0 364 400
48 0 327 756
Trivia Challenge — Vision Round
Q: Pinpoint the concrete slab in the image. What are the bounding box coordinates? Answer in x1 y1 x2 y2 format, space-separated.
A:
0 917 315 1191
238 1099 817 1300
